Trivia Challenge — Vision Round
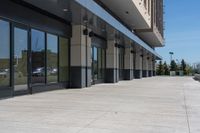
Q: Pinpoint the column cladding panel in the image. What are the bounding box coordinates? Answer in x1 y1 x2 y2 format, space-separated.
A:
153 60 156 76
142 54 149 77
124 47 134 80
148 56 153 77
106 40 119 83
70 25 92 88
135 51 143 79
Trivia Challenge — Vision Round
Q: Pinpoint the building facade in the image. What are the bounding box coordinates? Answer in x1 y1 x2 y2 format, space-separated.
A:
0 0 164 98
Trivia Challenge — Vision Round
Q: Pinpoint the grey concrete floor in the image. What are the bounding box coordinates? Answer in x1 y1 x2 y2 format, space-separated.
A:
0 77 200 133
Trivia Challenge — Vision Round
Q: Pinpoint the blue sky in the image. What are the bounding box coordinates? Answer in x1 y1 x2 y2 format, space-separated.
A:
156 0 200 64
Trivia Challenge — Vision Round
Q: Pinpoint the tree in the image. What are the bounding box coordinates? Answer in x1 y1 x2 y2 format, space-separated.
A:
170 60 177 71
156 61 164 75
163 62 170 75
186 65 194 76
181 59 187 75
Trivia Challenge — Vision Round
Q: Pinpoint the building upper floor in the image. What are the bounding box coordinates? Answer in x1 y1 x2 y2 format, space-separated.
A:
7 0 162 58
11 0 164 48
96 0 165 47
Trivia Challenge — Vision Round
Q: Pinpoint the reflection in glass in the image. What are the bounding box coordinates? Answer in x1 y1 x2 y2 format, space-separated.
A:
91 47 93 82
93 47 98 81
119 48 125 79
0 20 10 86
59 37 69 82
47 34 58 83
92 47 105 82
14 27 28 90
31 29 45 84
102 49 106 78
98 48 102 79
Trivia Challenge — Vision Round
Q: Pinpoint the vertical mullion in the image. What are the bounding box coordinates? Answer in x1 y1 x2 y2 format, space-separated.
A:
92 46 94 83
68 38 71 85
57 37 60 83
97 47 99 81
45 33 47 84
10 23 14 95
101 48 103 79
28 28 32 94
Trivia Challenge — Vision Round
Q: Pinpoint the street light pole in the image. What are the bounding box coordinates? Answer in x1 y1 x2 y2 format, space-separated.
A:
169 52 174 63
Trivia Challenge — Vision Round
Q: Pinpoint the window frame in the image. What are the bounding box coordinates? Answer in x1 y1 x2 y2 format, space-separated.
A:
46 33 59 84
0 16 70 88
0 19 11 88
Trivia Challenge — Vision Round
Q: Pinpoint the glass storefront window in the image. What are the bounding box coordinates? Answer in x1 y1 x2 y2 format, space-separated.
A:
14 27 28 89
98 48 102 79
47 34 58 83
0 20 10 87
93 47 98 81
0 20 70 89
59 37 69 82
102 49 106 78
31 29 45 84
0 18 70 94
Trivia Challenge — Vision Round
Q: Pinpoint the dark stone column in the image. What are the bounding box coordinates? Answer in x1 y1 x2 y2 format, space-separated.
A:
142 53 149 78
142 70 148 77
148 70 152 77
70 67 85 88
124 69 134 80
135 50 143 79
153 71 156 76
135 69 142 79
105 68 118 83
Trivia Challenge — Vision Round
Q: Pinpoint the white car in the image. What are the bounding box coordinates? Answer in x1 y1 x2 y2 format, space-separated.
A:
0 69 9 78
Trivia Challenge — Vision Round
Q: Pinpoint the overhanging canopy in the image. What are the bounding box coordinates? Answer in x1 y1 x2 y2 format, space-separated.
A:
75 0 162 59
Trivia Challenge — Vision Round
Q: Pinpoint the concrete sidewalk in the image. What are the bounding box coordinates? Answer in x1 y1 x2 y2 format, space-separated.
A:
0 77 200 133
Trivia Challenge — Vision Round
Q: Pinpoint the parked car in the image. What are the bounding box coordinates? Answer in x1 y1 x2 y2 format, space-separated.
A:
50 68 57 75
32 67 57 77
0 69 9 78
32 67 45 77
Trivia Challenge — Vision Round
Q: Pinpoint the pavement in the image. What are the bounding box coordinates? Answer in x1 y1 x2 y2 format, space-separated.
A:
0 77 200 133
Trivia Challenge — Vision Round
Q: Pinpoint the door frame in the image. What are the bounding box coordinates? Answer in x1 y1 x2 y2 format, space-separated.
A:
0 18 13 98
11 22 31 96
91 46 96 85
91 46 106 85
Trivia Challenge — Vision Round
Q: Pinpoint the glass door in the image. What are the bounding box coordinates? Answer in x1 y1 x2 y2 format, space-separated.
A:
13 26 29 92
92 46 98 83
0 20 10 88
91 46 106 84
